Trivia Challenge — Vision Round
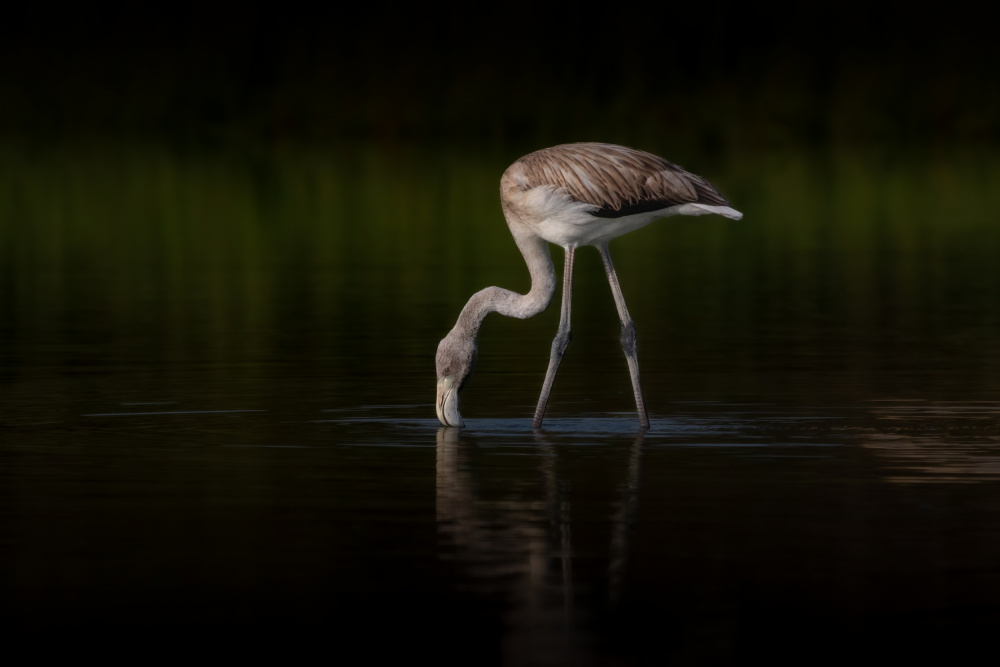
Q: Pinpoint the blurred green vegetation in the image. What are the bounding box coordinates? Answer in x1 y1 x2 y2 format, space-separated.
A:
2 140 998 406
2 3 998 405
5 141 997 293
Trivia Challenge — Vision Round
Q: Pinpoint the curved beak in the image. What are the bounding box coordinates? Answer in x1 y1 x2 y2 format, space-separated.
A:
436 377 464 427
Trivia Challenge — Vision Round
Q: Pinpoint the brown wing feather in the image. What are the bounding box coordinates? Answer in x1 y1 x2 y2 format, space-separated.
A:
505 142 730 218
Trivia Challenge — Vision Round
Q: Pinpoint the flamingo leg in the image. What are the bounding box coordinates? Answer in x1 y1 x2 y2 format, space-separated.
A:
598 244 650 430
533 246 575 429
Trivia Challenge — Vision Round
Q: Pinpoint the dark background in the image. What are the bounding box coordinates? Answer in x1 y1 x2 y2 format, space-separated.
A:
2 2 996 153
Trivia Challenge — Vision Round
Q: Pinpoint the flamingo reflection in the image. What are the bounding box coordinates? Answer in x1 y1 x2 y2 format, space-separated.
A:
435 427 645 662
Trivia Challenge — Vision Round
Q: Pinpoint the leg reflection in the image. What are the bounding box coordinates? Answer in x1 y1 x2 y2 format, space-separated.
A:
609 433 645 607
533 431 574 640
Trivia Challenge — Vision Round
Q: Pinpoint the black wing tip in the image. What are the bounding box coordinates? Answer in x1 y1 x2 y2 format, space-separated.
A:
590 190 731 219
591 199 678 218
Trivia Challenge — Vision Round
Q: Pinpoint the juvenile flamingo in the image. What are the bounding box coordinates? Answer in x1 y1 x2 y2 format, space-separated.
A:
436 143 742 430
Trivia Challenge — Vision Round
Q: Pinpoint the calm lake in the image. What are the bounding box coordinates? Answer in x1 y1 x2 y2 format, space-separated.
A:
2 141 1000 663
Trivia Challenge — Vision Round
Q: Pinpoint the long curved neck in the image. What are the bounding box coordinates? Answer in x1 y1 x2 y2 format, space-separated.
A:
453 228 556 339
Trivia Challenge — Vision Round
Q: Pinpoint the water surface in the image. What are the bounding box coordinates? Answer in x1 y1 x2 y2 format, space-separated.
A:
3 143 1000 662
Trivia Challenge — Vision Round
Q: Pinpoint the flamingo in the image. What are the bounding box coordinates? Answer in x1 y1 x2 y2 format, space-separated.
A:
436 142 742 430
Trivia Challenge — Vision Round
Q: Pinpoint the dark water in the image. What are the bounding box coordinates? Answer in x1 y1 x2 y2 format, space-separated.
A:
3 143 1000 662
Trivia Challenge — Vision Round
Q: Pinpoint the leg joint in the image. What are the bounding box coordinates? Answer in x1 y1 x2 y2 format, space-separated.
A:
552 327 572 355
620 320 637 354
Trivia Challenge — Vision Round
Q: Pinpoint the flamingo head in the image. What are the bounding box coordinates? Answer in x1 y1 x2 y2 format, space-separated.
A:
435 331 477 428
